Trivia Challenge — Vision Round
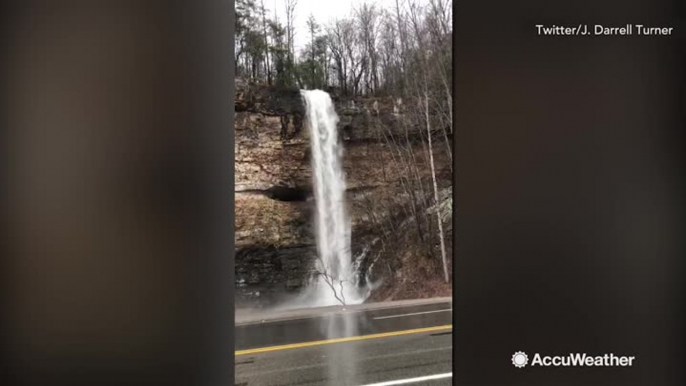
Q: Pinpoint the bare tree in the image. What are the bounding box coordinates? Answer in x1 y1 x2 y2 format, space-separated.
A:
356 3 380 95
306 14 319 88
394 0 409 94
314 255 348 306
260 0 272 84
285 0 298 84
327 19 348 92
408 0 449 283
341 18 363 95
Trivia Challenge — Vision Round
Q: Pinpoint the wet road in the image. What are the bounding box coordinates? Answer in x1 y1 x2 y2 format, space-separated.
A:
235 299 453 386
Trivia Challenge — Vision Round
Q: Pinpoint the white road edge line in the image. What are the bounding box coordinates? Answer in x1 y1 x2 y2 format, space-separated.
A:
359 372 453 386
373 309 452 320
236 301 453 326
236 303 453 326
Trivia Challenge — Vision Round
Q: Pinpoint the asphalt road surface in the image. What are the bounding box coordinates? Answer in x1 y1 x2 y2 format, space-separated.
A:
235 298 453 386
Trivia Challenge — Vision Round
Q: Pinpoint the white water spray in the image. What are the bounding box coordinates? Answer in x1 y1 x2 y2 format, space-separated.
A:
300 90 367 307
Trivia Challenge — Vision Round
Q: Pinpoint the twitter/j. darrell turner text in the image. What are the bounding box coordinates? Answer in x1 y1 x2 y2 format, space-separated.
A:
536 24 674 36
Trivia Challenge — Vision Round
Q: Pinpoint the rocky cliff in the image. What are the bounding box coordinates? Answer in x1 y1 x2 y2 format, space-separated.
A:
235 81 452 308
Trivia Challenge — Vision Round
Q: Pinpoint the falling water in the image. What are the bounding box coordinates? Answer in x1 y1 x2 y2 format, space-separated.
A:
300 90 367 307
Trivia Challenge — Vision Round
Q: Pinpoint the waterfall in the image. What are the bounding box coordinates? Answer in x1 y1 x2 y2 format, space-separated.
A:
300 90 367 307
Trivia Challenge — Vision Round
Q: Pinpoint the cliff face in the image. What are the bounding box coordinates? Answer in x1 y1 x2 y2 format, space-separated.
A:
235 82 451 308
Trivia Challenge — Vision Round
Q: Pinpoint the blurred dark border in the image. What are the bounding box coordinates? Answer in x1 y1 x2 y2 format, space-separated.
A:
455 0 685 385
1 1 234 385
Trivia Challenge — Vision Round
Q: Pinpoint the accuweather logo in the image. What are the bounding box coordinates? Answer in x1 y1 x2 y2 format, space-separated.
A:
512 352 529 368
512 352 636 368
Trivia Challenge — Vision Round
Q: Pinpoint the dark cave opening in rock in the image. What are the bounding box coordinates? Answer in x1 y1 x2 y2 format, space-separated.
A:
264 186 310 202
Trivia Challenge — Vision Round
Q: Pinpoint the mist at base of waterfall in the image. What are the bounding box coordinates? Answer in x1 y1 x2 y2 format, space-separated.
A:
281 279 368 310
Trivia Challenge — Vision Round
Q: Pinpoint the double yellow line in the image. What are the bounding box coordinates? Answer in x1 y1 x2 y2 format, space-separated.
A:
235 324 452 357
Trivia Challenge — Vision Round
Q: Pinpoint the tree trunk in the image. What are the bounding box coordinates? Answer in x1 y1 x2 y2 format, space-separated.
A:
261 0 271 85
425 91 449 283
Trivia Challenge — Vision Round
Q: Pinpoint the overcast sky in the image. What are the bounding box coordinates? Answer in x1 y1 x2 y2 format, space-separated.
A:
262 0 403 53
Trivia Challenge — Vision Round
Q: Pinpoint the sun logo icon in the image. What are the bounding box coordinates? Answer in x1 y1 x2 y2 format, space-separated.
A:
512 351 528 368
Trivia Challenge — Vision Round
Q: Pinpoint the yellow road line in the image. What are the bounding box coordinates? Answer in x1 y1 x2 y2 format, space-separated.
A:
235 325 452 357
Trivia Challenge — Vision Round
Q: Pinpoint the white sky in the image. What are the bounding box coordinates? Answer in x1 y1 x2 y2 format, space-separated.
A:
263 0 403 53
